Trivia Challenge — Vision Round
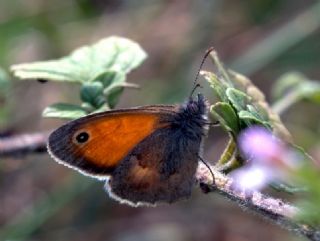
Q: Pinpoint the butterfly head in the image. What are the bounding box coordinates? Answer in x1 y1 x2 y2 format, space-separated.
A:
186 93 208 115
170 93 209 140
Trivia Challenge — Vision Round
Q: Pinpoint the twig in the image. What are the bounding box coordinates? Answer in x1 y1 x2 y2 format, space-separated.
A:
0 131 50 157
1 131 320 240
196 163 320 241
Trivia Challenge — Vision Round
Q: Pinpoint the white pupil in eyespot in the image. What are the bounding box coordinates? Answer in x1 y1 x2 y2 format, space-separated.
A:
75 132 89 143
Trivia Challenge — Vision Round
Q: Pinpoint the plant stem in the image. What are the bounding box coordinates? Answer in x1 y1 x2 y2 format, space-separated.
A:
196 163 320 241
2 131 320 240
0 131 50 157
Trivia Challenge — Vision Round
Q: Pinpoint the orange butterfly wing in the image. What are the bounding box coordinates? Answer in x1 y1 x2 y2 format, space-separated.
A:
47 107 174 178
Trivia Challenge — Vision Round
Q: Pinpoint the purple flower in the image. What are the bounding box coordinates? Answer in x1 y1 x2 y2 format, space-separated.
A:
232 165 274 191
232 126 295 191
239 126 284 163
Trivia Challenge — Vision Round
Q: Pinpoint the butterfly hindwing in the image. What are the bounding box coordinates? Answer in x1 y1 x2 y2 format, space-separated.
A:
107 123 202 206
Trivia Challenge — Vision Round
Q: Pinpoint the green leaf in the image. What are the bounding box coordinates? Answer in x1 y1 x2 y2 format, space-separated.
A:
96 71 136 108
11 36 147 83
246 104 268 122
107 86 124 109
201 71 229 102
0 67 10 94
238 110 263 125
92 71 125 88
229 70 267 103
210 102 239 134
42 103 87 120
228 69 291 142
300 82 320 103
272 71 320 104
0 67 10 125
80 82 105 108
100 71 126 94
272 72 306 99
91 103 110 113
226 88 250 111
238 110 271 129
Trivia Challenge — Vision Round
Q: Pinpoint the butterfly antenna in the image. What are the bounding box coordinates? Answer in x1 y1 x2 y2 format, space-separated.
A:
190 47 215 98
198 156 215 184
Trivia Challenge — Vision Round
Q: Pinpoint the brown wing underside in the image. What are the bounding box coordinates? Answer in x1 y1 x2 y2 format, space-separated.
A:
107 127 200 206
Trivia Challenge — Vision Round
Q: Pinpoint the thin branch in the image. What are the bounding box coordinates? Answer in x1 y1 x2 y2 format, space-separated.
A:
0 131 50 157
196 163 320 241
1 131 320 240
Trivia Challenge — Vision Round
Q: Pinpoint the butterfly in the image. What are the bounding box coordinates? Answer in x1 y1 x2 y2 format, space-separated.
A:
47 48 214 206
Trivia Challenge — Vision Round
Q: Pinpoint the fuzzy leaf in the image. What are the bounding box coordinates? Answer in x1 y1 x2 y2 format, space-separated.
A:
11 36 147 83
98 71 131 108
201 71 229 102
246 104 268 122
80 82 105 108
42 103 87 119
92 71 125 88
299 82 320 103
272 72 320 104
0 67 10 125
0 67 9 93
272 72 306 99
229 70 292 142
107 86 124 109
210 102 239 134
238 110 260 123
226 88 250 111
101 71 126 94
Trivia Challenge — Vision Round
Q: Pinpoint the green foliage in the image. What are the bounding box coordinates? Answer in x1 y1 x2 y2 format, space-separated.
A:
294 162 320 225
0 67 10 126
210 102 239 134
2 36 147 240
0 67 9 91
11 36 147 119
42 103 88 119
201 52 293 174
202 61 289 142
204 51 320 225
270 73 320 224
273 72 320 103
272 72 320 114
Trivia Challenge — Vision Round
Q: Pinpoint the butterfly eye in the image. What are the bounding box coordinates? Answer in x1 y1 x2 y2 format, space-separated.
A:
74 131 90 144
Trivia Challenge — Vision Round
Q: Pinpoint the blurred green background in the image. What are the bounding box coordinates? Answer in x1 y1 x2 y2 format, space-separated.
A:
0 0 320 241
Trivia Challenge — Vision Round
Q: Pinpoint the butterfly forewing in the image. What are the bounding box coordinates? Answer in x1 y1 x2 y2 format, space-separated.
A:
47 106 175 178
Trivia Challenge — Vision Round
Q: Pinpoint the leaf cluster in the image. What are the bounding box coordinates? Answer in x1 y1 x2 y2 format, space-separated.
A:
202 52 292 143
11 37 147 119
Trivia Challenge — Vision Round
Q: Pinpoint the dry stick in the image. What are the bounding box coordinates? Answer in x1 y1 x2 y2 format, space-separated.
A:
0 131 50 157
196 163 320 241
1 132 320 240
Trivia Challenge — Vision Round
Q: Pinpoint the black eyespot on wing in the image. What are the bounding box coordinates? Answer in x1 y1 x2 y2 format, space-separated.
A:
75 131 90 144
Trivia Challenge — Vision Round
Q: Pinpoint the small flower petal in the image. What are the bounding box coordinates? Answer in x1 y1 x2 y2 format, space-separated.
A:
232 165 273 191
239 126 284 162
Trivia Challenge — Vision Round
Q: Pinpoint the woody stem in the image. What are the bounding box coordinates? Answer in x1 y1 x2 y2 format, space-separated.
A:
196 163 320 241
